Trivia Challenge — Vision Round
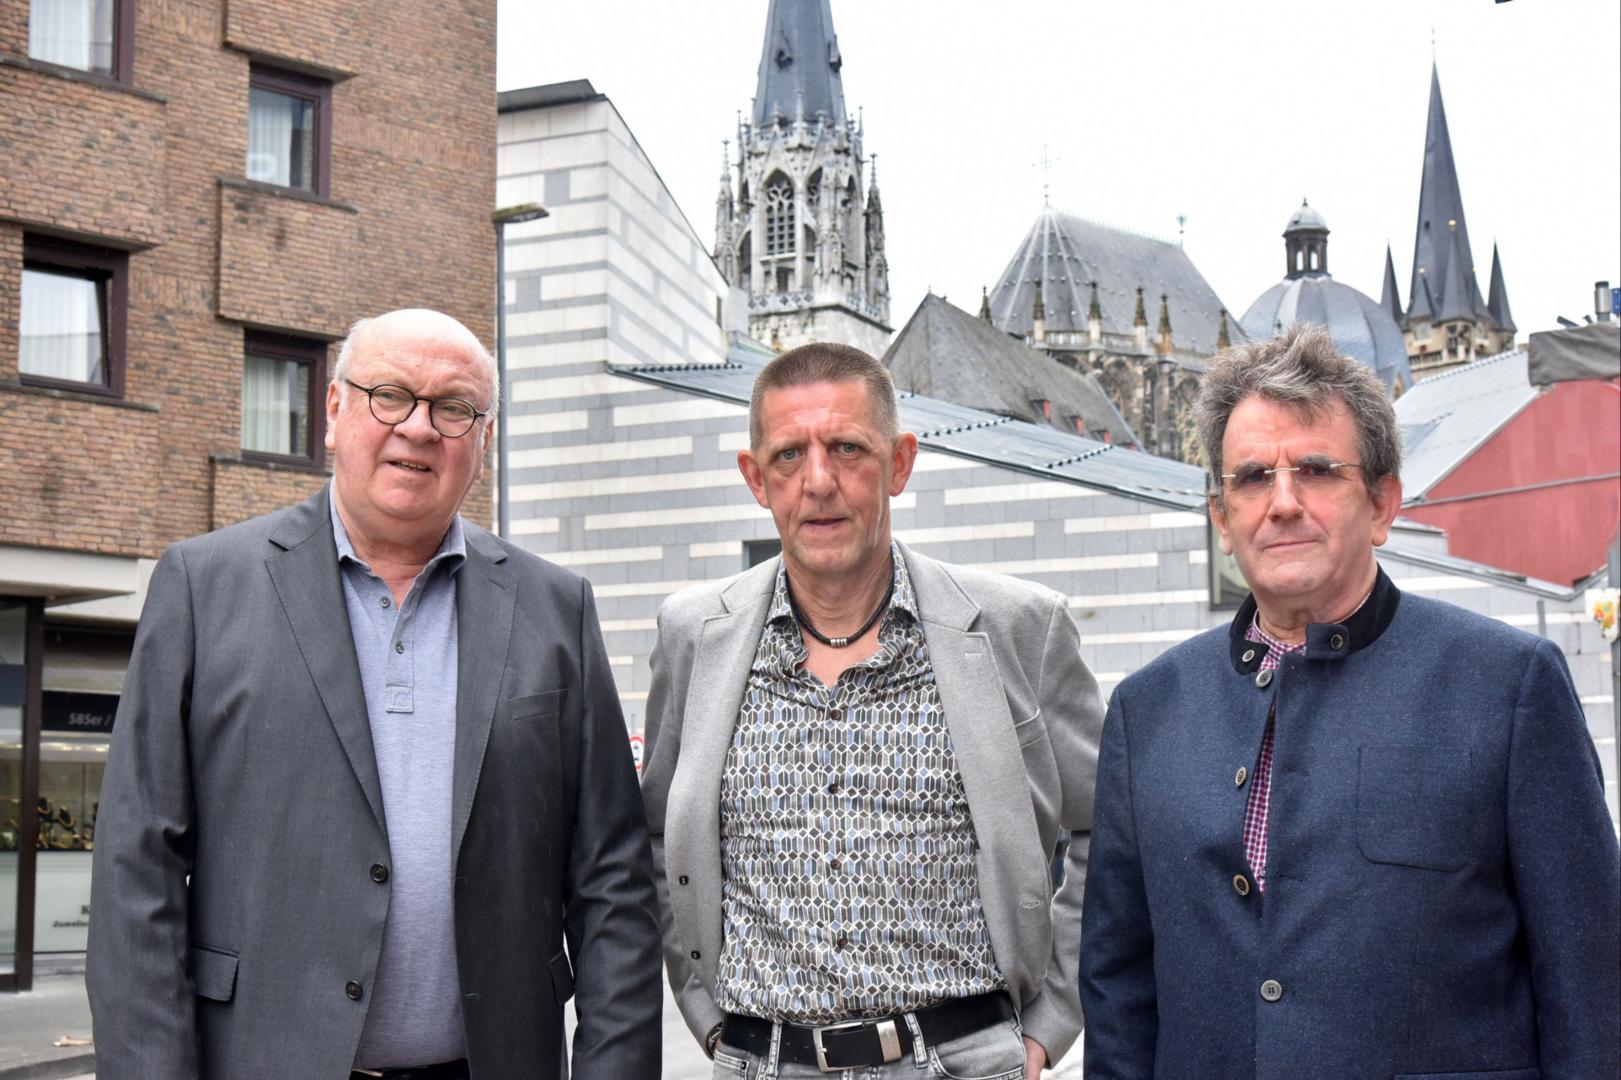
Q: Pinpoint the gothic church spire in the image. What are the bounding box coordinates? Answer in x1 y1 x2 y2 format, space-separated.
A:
754 0 847 128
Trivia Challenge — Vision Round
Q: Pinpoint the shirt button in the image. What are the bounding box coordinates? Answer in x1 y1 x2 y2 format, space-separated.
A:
829 857 841 871
345 980 363 1000
394 642 405 654
1233 874 1251 896
829 709 843 722
827 781 840 794
1260 979 1283 1002
380 597 391 609
1235 766 1249 788
370 863 389 883
834 937 848 951
1255 669 1273 689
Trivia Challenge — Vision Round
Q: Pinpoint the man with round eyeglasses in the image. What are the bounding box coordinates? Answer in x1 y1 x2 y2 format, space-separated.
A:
89 309 661 1080
1080 323 1619 1079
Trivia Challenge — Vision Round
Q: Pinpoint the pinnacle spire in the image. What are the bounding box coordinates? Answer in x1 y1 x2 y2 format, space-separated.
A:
1435 221 1473 324
1406 63 1484 324
1133 285 1147 327
979 286 991 321
1088 280 1102 321
1486 242 1516 334
753 0 847 129
1380 244 1403 326
1217 309 1231 350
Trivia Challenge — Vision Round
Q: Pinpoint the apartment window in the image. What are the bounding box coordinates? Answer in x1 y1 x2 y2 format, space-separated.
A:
28 0 132 78
246 66 331 195
241 332 325 462
18 236 127 396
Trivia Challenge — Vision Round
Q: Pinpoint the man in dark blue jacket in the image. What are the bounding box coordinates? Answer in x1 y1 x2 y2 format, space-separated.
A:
1080 324 1620 1079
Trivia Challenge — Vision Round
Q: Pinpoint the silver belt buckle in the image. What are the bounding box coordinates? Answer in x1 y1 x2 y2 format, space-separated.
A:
811 1017 902 1072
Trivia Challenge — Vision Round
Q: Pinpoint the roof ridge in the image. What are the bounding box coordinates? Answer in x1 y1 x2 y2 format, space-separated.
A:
1046 205 1179 248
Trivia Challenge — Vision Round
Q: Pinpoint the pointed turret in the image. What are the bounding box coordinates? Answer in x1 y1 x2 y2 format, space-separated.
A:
978 286 991 321
1380 244 1403 327
1217 309 1231 350
754 0 847 130
1486 243 1515 334
715 141 737 285
1406 64 1485 324
1435 222 1474 325
1157 293 1174 355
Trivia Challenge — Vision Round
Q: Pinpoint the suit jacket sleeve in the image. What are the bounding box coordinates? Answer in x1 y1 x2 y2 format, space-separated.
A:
1079 685 1159 1078
640 600 726 1045
1016 593 1105 1064
86 546 201 1080
562 578 663 1077
1506 639 1621 1076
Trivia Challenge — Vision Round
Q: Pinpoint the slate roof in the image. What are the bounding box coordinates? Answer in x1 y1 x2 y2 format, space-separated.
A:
1407 64 1489 326
752 0 847 128
988 207 1241 356
1486 243 1515 333
882 293 1139 446
1393 348 1537 500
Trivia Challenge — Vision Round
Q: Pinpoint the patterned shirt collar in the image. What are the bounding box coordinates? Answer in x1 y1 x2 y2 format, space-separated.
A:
765 541 918 629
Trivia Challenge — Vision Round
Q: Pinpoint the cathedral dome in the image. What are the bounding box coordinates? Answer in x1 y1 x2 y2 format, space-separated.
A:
1241 277 1412 390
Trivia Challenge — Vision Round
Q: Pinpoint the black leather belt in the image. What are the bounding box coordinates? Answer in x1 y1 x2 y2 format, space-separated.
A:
721 991 1015 1072
350 1060 468 1080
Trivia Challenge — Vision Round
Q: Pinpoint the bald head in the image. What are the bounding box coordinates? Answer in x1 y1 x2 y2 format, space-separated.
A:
335 309 499 416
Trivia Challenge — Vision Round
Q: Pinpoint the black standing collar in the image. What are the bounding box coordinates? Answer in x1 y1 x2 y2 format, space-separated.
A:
1228 566 1401 673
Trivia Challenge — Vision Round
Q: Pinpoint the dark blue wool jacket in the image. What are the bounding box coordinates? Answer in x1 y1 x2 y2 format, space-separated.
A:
1080 569 1620 1080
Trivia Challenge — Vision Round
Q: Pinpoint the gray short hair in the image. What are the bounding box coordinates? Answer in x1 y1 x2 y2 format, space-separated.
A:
333 313 500 419
1195 323 1399 498
749 342 899 449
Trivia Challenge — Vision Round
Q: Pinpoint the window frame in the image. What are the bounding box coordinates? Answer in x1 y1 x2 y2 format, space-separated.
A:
239 330 328 467
247 64 332 197
26 0 136 82
18 235 128 399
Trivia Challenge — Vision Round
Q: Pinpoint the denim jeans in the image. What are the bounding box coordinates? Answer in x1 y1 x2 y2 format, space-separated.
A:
712 1014 1026 1080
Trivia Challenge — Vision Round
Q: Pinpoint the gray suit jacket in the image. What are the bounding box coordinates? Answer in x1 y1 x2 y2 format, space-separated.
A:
640 543 1104 1063
87 487 661 1080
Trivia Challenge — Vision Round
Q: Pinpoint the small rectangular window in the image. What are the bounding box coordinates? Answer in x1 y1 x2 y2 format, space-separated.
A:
28 0 132 80
241 332 326 463
19 236 127 396
744 539 782 569
247 66 331 195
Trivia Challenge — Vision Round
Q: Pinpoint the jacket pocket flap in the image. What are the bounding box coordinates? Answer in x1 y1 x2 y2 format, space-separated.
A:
549 949 575 1006
189 945 239 1002
509 688 566 721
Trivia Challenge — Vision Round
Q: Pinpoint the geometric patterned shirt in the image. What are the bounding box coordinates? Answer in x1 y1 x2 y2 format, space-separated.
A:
714 546 1004 1023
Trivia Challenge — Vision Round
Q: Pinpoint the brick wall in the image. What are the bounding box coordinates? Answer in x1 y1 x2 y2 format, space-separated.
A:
0 0 495 561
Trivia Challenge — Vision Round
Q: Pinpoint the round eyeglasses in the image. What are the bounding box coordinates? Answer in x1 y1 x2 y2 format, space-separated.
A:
346 380 489 438
1218 459 1362 503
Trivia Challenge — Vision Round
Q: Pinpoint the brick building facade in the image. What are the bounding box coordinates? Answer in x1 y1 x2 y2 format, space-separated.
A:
0 0 495 987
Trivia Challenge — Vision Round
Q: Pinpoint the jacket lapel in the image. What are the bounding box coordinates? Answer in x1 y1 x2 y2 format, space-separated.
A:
903 544 1048 983
668 560 776 972
451 527 515 867
264 488 386 834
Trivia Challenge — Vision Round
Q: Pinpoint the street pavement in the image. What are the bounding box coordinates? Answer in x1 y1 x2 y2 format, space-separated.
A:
10 969 1080 1079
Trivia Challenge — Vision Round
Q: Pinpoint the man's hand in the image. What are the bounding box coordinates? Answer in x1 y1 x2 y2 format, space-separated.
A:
1023 1034 1047 1079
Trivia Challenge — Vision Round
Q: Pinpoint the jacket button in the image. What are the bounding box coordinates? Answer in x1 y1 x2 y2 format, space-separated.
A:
1232 874 1251 897
1241 648 1256 664
1235 766 1248 788
1260 979 1283 1002
1255 669 1273 689
690 950 701 960
678 875 689 886
345 980 363 1000
1329 633 1345 650
370 863 389 883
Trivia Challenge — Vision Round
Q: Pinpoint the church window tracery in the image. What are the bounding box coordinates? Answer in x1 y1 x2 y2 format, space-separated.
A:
765 174 795 255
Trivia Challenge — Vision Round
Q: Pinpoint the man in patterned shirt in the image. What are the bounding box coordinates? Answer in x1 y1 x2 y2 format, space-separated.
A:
1080 325 1620 1079
642 342 1105 1079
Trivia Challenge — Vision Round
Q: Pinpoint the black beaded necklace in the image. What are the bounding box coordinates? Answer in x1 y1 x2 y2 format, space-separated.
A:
785 574 895 648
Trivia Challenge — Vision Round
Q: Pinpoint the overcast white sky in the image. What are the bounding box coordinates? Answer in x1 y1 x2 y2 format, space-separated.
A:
498 0 1621 339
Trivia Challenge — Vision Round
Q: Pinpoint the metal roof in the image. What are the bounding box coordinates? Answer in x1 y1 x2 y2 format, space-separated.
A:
882 293 1139 446
988 207 1240 356
1240 276 1414 391
1393 348 1538 500
610 340 1210 511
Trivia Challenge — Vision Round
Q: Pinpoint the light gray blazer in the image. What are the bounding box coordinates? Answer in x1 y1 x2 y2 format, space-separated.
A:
640 542 1104 1063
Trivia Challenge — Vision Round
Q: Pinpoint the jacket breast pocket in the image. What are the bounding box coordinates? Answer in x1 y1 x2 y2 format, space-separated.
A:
508 688 565 722
189 944 239 1002
1358 743 1475 872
